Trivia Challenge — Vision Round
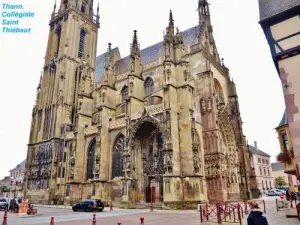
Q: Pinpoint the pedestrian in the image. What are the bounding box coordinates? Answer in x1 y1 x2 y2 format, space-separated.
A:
258 190 262 198
247 200 268 225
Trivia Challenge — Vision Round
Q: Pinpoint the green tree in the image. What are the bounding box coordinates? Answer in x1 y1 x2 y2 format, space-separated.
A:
0 185 11 193
274 176 287 188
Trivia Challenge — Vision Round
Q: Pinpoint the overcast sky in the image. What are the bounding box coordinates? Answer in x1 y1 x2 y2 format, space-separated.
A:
0 0 284 179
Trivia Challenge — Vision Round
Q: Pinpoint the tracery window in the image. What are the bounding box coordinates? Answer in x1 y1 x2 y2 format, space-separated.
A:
144 77 154 96
112 134 124 179
78 29 86 58
86 139 96 180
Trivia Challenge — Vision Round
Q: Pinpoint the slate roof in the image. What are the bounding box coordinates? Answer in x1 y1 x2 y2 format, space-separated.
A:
259 0 300 22
271 162 284 171
9 159 26 172
95 25 201 83
276 110 288 129
248 145 271 157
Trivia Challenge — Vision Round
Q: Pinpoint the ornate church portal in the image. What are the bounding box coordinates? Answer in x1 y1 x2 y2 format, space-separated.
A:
129 120 164 203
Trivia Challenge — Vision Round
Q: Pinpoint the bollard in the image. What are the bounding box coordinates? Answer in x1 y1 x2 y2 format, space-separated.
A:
50 217 54 225
237 204 242 225
244 201 248 214
2 211 8 225
263 200 266 213
92 214 96 225
150 202 153 212
140 217 144 225
110 202 113 211
200 205 203 223
216 203 221 224
117 222 121 225
183 201 186 211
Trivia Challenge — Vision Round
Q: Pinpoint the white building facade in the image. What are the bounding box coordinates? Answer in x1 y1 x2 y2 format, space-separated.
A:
249 142 273 192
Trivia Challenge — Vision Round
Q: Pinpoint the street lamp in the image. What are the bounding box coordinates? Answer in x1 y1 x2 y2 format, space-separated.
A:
10 177 21 213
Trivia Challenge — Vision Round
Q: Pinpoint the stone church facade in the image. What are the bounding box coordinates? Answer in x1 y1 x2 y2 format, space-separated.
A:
24 0 250 207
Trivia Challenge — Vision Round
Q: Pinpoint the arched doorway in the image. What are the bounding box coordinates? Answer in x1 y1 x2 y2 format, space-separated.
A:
130 118 164 203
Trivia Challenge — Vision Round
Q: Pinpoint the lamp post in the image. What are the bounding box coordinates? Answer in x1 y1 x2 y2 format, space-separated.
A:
10 177 21 213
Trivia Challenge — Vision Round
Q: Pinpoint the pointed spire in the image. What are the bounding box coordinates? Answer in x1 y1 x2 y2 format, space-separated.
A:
108 42 112 53
53 0 57 12
130 30 140 57
169 10 174 28
105 42 113 70
221 58 224 66
97 3 99 15
51 0 56 18
198 0 210 24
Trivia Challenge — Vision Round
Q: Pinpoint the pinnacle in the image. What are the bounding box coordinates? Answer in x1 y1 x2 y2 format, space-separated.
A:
133 30 138 43
169 10 174 26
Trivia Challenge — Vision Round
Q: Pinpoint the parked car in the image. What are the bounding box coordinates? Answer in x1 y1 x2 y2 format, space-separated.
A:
271 188 285 194
0 198 8 211
266 190 282 196
72 199 104 212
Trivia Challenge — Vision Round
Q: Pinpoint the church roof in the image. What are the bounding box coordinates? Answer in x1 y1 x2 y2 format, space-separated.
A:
276 110 288 129
9 159 26 172
248 145 270 157
95 25 201 83
259 0 300 22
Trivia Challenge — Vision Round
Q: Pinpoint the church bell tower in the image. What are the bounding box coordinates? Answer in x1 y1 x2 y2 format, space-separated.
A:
24 0 100 203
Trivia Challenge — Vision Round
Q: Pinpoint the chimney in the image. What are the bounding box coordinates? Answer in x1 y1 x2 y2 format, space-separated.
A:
254 141 258 150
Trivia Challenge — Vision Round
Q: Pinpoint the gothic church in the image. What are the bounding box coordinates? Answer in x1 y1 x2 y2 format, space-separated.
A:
24 0 250 207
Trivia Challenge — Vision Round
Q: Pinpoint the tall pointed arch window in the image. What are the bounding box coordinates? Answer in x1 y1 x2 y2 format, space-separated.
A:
144 77 154 96
112 134 124 179
55 25 62 57
121 86 128 102
86 138 96 180
121 86 128 113
78 29 86 58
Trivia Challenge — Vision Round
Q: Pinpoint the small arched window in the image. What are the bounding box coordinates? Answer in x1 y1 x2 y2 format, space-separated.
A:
112 134 124 179
144 77 154 95
78 29 86 58
86 138 96 180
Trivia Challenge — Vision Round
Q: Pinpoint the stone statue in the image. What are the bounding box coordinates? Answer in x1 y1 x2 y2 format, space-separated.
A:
200 98 206 114
130 58 135 73
207 97 212 112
